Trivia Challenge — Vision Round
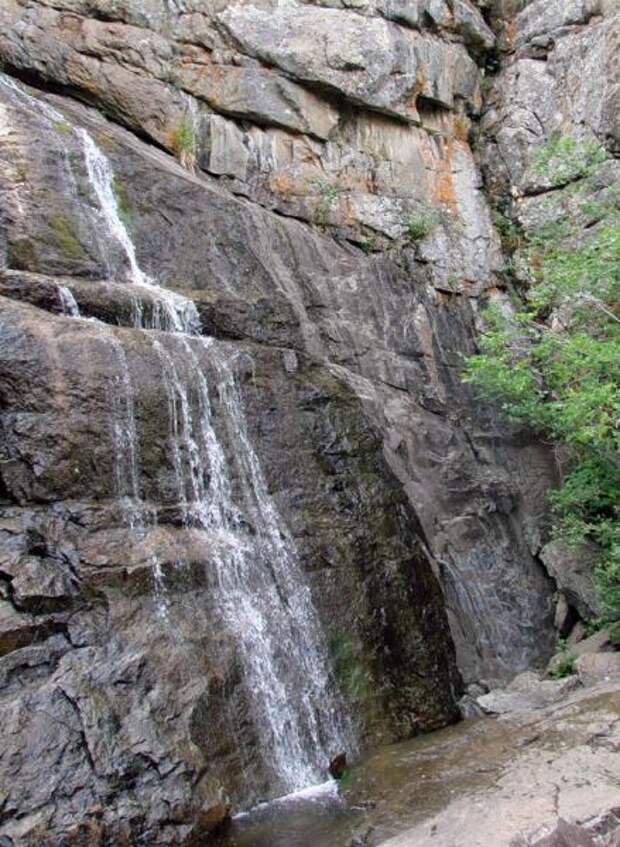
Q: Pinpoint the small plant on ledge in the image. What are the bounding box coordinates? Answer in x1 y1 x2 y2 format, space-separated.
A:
312 179 339 226
406 207 437 242
170 116 197 173
549 639 576 679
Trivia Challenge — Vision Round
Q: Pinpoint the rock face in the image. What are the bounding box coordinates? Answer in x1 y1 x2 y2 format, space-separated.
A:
0 0 615 843
480 0 620 633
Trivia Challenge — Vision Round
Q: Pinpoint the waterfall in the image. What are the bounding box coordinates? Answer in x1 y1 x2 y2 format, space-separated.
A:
78 128 201 335
58 285 80 316
74 121 355 792
0 69 355 795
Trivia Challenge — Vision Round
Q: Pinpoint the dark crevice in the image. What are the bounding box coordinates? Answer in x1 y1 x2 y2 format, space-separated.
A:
57 687 98 773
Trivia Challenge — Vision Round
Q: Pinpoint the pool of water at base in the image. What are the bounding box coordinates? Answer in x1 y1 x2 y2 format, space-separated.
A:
211 714 523 847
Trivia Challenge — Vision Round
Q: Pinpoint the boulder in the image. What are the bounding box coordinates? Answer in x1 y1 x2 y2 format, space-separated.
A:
540 541 600 621
182 804 232 846
217 4 481 120
329 752 348 780
575 653 620 686
567 621 588 647
476 675 580 714
554 594 577 638
547 629 613 676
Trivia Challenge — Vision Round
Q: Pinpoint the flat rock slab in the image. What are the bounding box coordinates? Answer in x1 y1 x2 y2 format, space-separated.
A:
379 683 620 847
476 675 580 714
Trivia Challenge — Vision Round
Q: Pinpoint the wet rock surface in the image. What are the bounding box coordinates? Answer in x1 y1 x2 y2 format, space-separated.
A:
0 0 617 843
212 680 620 847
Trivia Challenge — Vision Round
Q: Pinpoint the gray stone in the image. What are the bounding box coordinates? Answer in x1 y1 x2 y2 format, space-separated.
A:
1 0 614 841
206 115 249 180
476 675 580 714
570 629 612 657
513 0 602 50
554 594 574 637
458 693 486 718
540 541 600 622
546 629 612 676
510 818 597 846
567 621 587 646
575 653 620 685
217 3 481 120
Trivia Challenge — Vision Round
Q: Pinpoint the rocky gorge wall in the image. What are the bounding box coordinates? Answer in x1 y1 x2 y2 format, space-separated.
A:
0 0 617 844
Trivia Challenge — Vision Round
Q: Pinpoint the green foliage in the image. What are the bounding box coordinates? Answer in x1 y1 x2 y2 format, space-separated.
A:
359 237 377 254
312 179 338 225
406 208 436 241
492 209 523 252
170 116 197 170
8 237 36 269
463 175 620 628
533 132 609 187
53 120 73 136
549 639 576 679
171 117 195 155
609 620 620 646
337 768 353 793
48 214 83 261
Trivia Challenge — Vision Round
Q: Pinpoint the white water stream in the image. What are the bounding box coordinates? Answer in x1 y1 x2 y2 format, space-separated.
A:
0 70 355 795
78 131 355 791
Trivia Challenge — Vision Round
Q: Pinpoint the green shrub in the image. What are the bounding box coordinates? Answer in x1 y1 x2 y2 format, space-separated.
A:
48 214 83 261
170 116 197 171
533 133 609 187
329 634 372 702
549 640 576 679
492 209 523 252
463 175 620 628
312 180 338 226
112 175 132 228
406 209 436 241
53 120 73 136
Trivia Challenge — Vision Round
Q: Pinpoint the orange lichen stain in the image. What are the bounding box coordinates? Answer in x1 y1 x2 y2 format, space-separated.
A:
338 173 372 193
59 13 82 34
504 19 517 50
453 115 470 143
341 197 357 227
69 67 101 98
433 172 457 208
405 65 428 115
300 148 322 167
268 172 310 197
435 289 459 303
429 138 458 210
178 42 212 65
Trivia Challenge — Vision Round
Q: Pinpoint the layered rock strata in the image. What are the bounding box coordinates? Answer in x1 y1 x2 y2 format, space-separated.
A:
1 0 614 843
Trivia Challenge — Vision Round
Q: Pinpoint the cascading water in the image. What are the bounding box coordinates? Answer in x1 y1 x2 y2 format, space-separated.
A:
58 285 80 316
78 128 201 335
1 69 356 796
77 127 355 793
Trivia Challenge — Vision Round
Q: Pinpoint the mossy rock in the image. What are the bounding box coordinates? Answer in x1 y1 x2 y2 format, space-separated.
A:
8 238 37 270
47 215 84 262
